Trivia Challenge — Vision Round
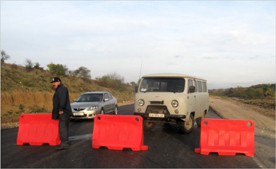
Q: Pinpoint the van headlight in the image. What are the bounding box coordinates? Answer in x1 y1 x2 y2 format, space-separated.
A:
137 99 145 106
171 100 179 108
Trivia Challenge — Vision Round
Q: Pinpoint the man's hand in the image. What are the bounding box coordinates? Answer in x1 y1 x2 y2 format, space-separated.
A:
59 111 64 115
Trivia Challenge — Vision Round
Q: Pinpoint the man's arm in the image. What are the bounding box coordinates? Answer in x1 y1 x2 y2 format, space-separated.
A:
58 86 68 112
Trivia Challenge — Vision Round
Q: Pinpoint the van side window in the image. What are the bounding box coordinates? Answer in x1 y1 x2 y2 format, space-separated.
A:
202 82 207 92
188 79 195 93
197 81 202 92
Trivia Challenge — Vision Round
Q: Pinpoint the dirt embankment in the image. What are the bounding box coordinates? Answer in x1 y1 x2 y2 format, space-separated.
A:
210 96 275 168
1 90 134 129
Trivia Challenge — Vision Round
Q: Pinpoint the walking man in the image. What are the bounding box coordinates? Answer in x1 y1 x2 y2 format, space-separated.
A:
51 77 72 150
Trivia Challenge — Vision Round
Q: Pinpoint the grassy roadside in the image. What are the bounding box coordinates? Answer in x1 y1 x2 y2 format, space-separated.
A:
1 63 135 128
1 101 135 129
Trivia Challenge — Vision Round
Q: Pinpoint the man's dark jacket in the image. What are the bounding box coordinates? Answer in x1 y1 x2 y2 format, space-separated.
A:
52 84 72 119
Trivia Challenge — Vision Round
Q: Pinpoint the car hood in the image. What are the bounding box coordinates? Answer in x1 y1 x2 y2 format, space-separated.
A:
71 102 101 108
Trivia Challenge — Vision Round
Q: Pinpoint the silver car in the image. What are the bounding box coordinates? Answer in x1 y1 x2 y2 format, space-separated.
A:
70 91 118 120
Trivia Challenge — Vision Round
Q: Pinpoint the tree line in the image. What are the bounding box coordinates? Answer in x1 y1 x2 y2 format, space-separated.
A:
1 50 136 89
1 50 92 79
209 84 275 100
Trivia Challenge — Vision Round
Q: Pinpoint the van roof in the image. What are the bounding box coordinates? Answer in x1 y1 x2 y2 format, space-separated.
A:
142 73 206 81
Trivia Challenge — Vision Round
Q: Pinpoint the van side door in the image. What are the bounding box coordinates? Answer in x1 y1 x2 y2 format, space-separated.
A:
197 81 208 116
187 79 196 115
195 80 203 117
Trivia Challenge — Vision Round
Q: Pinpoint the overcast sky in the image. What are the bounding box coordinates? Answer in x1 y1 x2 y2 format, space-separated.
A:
1 1 275 89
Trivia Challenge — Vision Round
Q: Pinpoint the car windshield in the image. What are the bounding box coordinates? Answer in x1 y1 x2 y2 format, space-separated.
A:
140 77 185 93
76 93 103 102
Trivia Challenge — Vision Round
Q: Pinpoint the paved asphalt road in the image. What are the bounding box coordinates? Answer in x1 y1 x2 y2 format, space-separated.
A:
1 104 260 168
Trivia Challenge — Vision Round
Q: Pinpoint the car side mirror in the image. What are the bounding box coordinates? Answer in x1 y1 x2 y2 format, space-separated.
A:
188 86 195 93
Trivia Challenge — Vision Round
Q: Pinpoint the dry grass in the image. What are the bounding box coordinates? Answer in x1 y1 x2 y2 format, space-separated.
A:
1 63 135 127
2 91 55 113
1 90 134 126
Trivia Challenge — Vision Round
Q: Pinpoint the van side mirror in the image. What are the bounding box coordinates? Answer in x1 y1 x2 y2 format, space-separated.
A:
188 86 195 93
135 86 138 93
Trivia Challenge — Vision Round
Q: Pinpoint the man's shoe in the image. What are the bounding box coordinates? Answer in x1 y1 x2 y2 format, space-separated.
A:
55 143 69 150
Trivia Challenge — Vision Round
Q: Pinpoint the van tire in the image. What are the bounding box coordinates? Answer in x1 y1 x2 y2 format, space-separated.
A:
196 110 207 127
196 117 202 127
178 115 194 134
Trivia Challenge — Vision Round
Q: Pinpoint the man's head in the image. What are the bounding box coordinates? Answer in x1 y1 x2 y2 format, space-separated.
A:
50 77 61 89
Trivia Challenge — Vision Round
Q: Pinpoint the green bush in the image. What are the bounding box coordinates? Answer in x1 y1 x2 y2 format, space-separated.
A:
96 73 126 91
29 106 48 113
18 104 25 113
47 63 68 76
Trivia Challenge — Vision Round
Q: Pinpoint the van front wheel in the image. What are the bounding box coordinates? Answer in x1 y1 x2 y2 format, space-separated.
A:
177 115 194 134
144 121 155 130
196 111 207 127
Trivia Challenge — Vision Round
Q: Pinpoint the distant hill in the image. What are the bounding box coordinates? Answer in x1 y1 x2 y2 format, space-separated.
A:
1 63 135 124
209 84 275 110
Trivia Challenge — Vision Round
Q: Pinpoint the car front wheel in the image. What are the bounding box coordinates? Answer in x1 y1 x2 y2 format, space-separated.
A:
114 106 118 115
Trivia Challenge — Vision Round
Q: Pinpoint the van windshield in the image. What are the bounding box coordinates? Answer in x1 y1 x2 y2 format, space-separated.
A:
140 77 185 93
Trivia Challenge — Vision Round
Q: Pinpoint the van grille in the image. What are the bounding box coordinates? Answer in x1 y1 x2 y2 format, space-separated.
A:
150 101 164 105
146 105 169 115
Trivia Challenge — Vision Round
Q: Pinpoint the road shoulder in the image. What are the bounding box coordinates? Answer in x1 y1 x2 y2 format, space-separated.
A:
209 96 275 168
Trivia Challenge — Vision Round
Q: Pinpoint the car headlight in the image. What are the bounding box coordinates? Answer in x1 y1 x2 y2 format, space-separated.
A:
137 99 145 106
171 100 179 108
88 106 98 111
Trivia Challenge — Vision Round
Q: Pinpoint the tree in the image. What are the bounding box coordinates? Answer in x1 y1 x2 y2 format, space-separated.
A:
25 59 33 71
262 85 269 97
33 62 43 70
130 81 137 86
47 63 68 76
1 50 10 64
97 73 125 90
72 66 91 79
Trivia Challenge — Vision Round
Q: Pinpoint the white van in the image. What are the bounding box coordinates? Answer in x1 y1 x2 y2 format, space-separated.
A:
134 73 209 133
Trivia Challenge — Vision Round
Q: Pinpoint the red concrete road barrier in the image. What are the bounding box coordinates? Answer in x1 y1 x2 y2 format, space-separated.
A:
195 118 254 157
17 113 61 146
92 115 148 151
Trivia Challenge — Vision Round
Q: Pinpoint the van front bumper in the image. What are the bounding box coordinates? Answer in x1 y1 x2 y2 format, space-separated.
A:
134 112 186 120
